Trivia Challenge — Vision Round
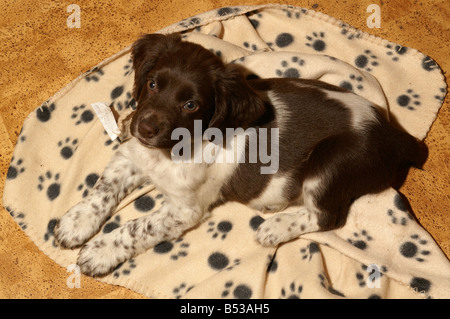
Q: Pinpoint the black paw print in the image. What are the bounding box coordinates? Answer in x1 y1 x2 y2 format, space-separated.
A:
280 282 303 299
208 49 222 58
281 7 303 19
36 102 56 122
123 58 133 77
85 66 105 82
44 218 58 247
385 44 408 62
103 215 121 234
221 281 252 299
300 242 320 261
6 207 27 230
113 258 136 278
347 230 373 250
7 157 25 180
154 238 190 260
275 56 305 78
111 91 136 112
243 42 259 51
434 87 446 103
58 137 78 159
173 282 195 299
356 264 387 288
339 74 364 92
207 220 233 240
400 234 431 262
387 208 413 226
246 11 263 29
355 50 379 72
71 104 94 125
397 89 421 110
103 130 120 150
305 31 326 51
77 173 99 198
340 23 363 40
37 171 61 201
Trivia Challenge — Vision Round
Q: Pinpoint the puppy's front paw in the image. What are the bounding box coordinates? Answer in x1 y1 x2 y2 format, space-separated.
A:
54 202 101 249
77 231 131 277
255 213 300 247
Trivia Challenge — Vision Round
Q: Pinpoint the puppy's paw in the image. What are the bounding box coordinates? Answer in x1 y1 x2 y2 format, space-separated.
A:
255 213 302 247
77 232 131 277
54 202 101 249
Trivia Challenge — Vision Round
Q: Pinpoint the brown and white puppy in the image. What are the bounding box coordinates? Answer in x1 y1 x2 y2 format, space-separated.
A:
54 33 426 277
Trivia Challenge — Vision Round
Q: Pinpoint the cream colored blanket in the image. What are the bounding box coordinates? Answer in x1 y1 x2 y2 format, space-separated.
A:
3 4 449 298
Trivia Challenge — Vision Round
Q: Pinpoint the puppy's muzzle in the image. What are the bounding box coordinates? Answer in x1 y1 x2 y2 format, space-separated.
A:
138 119 160 139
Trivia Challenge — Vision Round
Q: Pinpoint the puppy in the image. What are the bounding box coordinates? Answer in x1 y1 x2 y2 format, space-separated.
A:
54 33 426 276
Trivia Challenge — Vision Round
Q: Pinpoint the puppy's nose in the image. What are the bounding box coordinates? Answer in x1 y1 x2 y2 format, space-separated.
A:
138 120 159 139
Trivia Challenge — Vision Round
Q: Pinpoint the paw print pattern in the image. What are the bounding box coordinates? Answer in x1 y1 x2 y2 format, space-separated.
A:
385 44 408 62
387 208 413 226
37 171 61 201
280 282 303 299
207 252 240 271
58 137 78 159
123 58 133 77
340 23 363 40
281 7 304 19
153 238 190 260
300 242 320 261
243 42 259 51
207 220 233 240
7 157 25 180
103 215 121 234
71 104 94 125
434 87 446 102
36 102 56 123
339 74 364 92
355 50 379 72
113 258 136 278
112 91 136 112
221 281 252 299
305 32 326 52
400 234 431 262
173 282 195 299
275 56 305 78
103 131 121 150
347 230 373 250
356 264 386 288
77 173 100 198
44 218 58 247
85 66 105 82
6 207 27 230
397 89 421 110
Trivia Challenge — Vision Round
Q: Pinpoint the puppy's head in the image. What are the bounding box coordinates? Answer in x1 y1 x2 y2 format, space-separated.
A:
130 33 265 149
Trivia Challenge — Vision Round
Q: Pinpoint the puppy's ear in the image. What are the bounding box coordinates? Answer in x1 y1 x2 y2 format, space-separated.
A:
211 65 265 131
131 33 180 100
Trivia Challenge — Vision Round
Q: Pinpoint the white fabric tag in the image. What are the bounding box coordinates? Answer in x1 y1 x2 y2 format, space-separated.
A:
90 102 121 141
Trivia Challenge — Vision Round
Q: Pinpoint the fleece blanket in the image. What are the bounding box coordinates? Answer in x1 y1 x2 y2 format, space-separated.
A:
3 4 449 299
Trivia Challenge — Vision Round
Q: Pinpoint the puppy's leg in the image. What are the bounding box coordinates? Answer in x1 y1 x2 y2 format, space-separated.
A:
55 150 144 248
77 203 203 276
256 178 322 246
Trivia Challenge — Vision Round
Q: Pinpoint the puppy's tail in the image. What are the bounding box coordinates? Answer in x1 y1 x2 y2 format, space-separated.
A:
395 130 428 169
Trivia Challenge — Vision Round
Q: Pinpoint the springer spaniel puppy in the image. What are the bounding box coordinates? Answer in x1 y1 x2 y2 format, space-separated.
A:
55 33 426 276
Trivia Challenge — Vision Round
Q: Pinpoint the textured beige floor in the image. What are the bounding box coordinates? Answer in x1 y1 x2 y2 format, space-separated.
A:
0 0 448 298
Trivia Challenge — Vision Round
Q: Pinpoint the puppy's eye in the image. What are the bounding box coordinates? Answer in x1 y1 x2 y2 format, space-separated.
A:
183 101 198 112
148 79 157 90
